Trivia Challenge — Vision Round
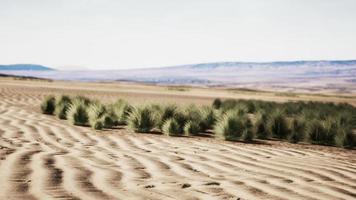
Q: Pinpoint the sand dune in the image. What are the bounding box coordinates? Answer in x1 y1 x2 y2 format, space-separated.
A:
0 80 355 200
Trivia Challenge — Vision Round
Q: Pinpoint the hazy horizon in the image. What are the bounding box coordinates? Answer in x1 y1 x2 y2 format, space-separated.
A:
1 0 356 70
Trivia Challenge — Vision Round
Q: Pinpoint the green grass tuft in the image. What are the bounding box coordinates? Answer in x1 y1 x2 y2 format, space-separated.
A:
162 118 182 136
41 95 56 115
111 99 132 125
155 104 177 130
214 111 251 141
66 99 89 126
253 111 269 139
267 110 290 139
212 98 222 109
288 117 307 143
184 120 201 136
54 95 72 119
128 106 156 133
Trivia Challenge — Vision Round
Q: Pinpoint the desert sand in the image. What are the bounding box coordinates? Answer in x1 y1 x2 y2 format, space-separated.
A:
0 78 355 200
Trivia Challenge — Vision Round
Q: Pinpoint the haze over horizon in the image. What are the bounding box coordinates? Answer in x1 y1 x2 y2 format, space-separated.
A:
1 0 356 70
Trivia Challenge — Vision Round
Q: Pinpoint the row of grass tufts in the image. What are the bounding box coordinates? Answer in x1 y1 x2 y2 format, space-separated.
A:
41 95 132 130
41 95 355 148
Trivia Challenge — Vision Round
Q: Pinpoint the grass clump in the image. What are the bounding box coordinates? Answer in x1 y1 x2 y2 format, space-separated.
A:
214 111 252 141
41 95 56 115
172 109 188 133
54 95 72 119
212 98 222 109
155 104 177 130
253 111 269 139
162 118 181 136
305 119 332 145
184 120 201 136
92 120 104 130
66 99 89 126
267 110 290 139
200 106 217 131
128 106 156 133
111 99 132 125
334 127 354 148
87 102 107 130
183 105 217 132
288 117 307 143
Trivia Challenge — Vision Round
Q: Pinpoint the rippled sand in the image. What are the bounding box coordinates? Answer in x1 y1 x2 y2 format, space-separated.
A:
0 79 355 200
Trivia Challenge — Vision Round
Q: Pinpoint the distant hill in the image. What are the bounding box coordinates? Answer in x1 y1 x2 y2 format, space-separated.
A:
0 64 54 71
171 60 356 69
1 60 356 93
0 73 52 81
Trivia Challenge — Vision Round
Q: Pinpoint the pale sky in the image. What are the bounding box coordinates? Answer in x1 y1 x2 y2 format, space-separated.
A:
1 0 356 70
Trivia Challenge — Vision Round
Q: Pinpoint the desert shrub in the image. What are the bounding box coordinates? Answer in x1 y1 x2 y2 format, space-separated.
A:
54 95 72 119
87 102 106 128
267 110 290 139
200 106 217 131
155 104 177 129
172 109 188 133
67 99 89 126
92 119 104 130
128 106 156 133
321 119 340 145
333 127 354 147
184 120 201 136
306 119 336 145
306 119 324 144
214 111 251 141
288 117 307 143
111 99 132 125
212 98 222 109
162 118 182 136
41 95 56 114
253 112 269 139
102 113 115 128
184 105 217 132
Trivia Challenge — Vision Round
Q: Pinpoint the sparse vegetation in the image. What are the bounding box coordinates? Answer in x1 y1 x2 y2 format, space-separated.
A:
54 95 72 119
155 104 177 130
267 110 290 139
111 99 132 125
166 86 190 92
288 117 307 143
200 106 217 131
87 101 106 129
184 120 201 136
41 95 56 114
253 111 269 139
128 105 155 133
214 111 252 141
212 98 222 109
40 95 356 148
162 118 181 136
67 98 90 126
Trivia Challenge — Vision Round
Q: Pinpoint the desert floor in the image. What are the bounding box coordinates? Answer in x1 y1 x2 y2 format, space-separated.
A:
0 78 355 200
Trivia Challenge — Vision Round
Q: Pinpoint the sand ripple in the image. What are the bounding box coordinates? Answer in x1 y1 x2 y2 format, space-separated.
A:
0 83 355 200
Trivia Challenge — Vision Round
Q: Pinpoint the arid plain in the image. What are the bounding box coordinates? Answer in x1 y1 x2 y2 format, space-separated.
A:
0 78 355 200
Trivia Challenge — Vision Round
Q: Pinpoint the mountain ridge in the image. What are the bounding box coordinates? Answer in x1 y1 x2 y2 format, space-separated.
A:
0 64 54 71
167 60 356 70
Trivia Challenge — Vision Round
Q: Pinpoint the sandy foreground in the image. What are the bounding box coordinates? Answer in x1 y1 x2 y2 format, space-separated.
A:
0 79 355 200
